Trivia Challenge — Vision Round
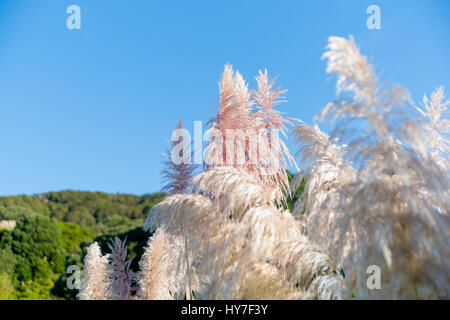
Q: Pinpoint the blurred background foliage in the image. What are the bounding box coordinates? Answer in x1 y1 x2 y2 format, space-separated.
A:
0 190 166 300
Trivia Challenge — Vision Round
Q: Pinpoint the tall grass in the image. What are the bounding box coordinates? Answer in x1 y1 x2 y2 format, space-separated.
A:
292 36 449 299
78 36 449 300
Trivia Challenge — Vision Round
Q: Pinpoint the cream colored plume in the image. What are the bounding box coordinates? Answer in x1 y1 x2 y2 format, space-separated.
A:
292 35 450 299
78 242 110 300
188 166 276 221
137 228 172 300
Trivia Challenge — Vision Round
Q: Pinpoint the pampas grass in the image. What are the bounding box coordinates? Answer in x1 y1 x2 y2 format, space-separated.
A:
292 35 449 299
206 65 298 203
143 167 345 300
161 120 197 195
78 36 448 300
107 237 136 300
78 242 110 300
137 228 172 300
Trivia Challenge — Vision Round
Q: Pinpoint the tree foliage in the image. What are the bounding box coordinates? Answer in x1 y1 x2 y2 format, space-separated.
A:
0 190 166 300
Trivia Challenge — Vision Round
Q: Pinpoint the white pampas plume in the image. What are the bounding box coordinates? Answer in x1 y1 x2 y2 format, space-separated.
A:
272 238 346 299
201 262 301 300
143 193 216 239
293 35 450 299
188 166 276 221
143 194 216 299
303 274 347 300
237 205 302 260
291 123 353 218
137 228 171 300
78 242 110 300
322 35 377 104
415 86 449 170
187 167 346 299
163 234 203 299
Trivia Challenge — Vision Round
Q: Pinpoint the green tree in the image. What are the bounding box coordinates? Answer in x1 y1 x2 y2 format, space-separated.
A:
0 272 15 300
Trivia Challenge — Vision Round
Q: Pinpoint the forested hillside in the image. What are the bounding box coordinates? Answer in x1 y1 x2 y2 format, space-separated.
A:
0 190 166 300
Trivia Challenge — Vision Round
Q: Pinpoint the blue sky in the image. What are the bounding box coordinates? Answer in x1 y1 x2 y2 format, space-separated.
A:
0 0 448 196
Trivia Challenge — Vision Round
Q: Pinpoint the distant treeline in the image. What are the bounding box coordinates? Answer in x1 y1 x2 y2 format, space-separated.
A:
0 190 166 228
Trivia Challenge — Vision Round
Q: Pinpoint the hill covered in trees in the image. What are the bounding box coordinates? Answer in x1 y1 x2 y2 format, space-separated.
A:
0 190 166 300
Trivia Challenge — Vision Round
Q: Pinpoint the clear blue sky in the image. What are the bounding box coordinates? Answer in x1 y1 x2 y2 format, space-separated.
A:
0 0 448 196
